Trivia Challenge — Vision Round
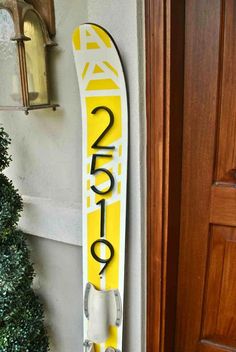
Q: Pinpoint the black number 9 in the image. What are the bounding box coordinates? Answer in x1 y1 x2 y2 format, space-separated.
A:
91 239 115 275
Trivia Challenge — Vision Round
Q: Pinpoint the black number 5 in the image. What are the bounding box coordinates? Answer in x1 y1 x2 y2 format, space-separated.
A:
91 106 115 150
90 154 115 194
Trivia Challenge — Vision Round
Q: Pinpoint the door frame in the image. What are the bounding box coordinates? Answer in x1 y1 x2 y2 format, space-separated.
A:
146 1 185 351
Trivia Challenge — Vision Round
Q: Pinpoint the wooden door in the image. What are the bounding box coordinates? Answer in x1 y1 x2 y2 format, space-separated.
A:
175 1 236 351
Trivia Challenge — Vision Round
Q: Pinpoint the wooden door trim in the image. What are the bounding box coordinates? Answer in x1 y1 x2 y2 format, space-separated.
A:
146 1 185 351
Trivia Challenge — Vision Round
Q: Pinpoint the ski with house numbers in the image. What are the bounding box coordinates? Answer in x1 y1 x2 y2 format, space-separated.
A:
72 24 128 352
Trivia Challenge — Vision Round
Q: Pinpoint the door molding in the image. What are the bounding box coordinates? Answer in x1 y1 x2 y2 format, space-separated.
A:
146 1 185 351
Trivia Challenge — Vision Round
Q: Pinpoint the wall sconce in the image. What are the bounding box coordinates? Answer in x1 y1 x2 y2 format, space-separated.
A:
0 0 58 114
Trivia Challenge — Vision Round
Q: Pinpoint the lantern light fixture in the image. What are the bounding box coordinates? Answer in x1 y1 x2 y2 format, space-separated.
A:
0 0 59 114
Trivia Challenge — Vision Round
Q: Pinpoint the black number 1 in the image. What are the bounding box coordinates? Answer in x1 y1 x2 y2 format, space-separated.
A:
97 199 105 238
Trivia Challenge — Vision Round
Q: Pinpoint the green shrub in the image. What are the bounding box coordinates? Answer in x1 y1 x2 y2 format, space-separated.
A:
0 126 49 351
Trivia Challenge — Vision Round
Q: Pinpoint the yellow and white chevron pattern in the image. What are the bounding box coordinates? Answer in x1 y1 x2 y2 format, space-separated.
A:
72 24 128 352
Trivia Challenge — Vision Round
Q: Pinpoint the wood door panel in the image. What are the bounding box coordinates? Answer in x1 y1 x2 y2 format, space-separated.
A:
217 240 236 339
198 340 236 352
215 0 236 183
210 186 236 227
203 226 236 346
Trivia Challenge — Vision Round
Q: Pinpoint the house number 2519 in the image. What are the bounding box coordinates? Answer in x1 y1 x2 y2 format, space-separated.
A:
89 106 115 276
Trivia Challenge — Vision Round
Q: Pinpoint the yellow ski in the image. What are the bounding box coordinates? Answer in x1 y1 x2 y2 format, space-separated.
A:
72 24 128 352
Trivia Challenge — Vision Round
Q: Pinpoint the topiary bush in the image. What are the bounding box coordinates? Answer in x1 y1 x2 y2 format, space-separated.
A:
0 126 49 352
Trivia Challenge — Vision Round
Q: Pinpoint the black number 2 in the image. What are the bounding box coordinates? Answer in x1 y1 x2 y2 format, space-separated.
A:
91 106 115 150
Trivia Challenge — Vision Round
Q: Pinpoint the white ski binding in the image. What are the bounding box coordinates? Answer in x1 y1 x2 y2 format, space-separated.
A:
84 282 122 343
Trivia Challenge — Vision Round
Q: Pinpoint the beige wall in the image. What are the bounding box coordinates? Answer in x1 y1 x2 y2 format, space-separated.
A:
28 235 83 351
0 0 146 351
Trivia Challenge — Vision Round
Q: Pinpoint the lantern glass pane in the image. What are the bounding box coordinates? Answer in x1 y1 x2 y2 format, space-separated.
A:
24 11 48 106
0 9 21 107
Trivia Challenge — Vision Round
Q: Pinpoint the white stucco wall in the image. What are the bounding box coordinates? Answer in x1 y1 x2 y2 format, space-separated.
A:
0 1 146 351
